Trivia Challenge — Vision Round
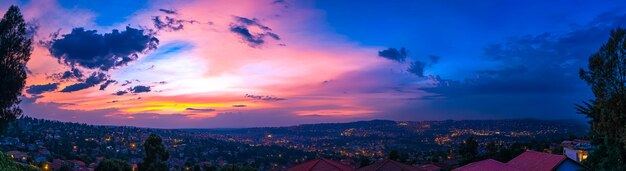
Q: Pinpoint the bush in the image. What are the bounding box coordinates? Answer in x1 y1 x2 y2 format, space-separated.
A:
0 152 40 171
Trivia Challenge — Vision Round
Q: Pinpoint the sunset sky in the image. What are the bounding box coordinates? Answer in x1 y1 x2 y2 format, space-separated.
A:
2 0 625 128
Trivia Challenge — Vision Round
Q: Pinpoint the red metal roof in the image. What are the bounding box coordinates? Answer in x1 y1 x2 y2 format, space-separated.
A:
453 159 522 171
417 164 442 171
506 151 567 171
357 159 423 171
287 158 355 171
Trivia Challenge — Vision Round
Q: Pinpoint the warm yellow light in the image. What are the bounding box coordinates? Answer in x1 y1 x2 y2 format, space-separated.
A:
123 101 236 113
578 150 589 161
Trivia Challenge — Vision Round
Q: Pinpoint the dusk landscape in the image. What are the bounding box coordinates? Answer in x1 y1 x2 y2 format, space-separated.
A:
0 0 624 171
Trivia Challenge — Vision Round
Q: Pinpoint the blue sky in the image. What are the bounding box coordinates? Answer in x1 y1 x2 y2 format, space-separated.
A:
4 0 626 127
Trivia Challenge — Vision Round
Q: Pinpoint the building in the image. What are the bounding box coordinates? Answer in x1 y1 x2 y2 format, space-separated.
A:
454 151 587 171
561 139 592 162
287 158 355 171
454 159 521 171
357 159 422 171
289 158 441 171
6 150 28 162
417 164 442 171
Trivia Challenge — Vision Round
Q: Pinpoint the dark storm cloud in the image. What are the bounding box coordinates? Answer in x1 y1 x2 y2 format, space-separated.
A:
245 94 286 101
230 16 280 47
272 0 286 4
378 48 407 62
407 61 427 77
61 68 83 79
129 85 151 93
152 9 207 32
158 9 178 15
376 47 439 77
99 80 117 90
48 68 83 81
26 83 59 95
420 72 576 99
121 80 135 86
153 16 184 31
420 12 626 98
272 0 289 8
185 108 216 112
46 27 159 71
113 90 128 96
230 26 262 45
60 72 108 92
152 16 200 32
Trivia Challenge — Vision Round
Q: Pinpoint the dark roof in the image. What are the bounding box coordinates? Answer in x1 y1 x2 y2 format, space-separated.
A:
357 159 423 171
454 151 588 171
287 158 355 171
453 159 522 171
417 164 441 171
506 151 567 171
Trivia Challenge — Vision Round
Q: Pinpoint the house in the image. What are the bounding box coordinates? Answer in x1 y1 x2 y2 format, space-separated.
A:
507 151 586 171
71 160 86 168
6 150 28 162
417 164 442 171
561 139 592 162
454 151 587 171
357 159 422 171
453 159 522 171
50 159 66 170
287 158 355 171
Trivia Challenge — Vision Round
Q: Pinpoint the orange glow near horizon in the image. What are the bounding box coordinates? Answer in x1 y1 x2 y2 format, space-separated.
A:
11 0 434 128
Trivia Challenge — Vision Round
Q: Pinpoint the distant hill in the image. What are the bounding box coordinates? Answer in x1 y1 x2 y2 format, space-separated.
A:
1 117 588 170
187 119 588 159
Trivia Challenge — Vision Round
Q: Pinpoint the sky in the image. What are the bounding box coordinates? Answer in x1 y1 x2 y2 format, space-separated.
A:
1 0 625 128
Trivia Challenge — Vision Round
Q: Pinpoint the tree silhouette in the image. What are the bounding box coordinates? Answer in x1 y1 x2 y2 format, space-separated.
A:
388 150 400 160
359 157 371 168
578 27 626 170
59 164 72 171
459 137 478 164
96 159 132 171
0 5 32 133
485 141 497 157
217 164 255 171
139 134 169 171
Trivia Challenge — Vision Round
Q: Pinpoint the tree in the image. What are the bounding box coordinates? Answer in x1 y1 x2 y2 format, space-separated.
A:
459 137 478 164
192 165 201 171
493 143 524 162
0 5 33 133
96 159 132 171
485 142 497 157
59 164 72 171
358 157 371 168
388 150 399 160
139 134 169 171
578 27 626 170
218 164 255 171
203 165 217 171
0 152 39 171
